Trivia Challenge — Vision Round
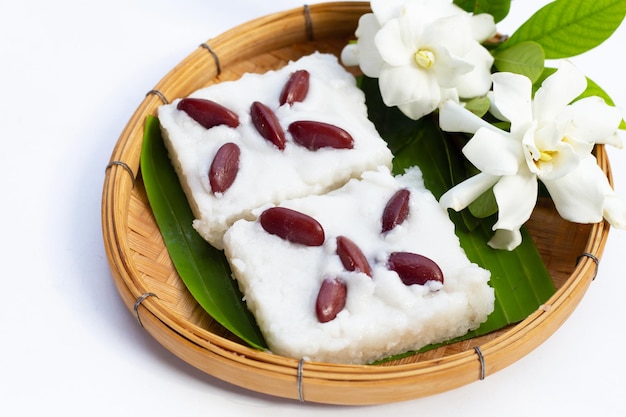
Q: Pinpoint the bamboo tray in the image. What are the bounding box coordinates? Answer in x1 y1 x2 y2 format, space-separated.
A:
101 2 611 405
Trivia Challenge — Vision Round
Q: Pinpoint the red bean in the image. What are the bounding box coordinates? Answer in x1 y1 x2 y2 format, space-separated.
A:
259 207 325 246
336 236 372 277
288 120 354 150
381 189 411 233
250 101 286 150
387 252 444 286
316 278 347 323
208 142 240 194
279 70 310 106
177 98 239 129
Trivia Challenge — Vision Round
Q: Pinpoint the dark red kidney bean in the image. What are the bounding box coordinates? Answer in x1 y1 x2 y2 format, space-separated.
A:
259 207 325 246
279 70 310 106
288 120 354 150
336 236 372 277
381 189 411 233
250 101 286 150
387 252 444 286
316 278 347 323
177 98 239 129
209 142 240 194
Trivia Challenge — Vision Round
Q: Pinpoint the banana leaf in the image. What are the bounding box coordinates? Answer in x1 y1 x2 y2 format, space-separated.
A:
141 116 267 349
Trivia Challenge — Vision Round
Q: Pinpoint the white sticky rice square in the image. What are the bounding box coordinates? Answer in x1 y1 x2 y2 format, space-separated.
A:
158 52 393 249
223 166 494 365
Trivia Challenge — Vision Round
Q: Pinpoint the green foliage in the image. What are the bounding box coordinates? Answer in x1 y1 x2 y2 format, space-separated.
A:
464 96 492 118
140 116 267 350
454 0 511 22
468 185 498 219
501 0 626 59
493 41 545 83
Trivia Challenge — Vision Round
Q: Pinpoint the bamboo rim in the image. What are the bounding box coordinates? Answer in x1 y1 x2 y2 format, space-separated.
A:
101 2 611 405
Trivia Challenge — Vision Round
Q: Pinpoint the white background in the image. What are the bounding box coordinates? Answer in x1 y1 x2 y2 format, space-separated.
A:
1 0 625 415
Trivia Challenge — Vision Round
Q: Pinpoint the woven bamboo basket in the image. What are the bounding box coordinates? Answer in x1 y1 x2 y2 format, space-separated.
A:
101 2 611 405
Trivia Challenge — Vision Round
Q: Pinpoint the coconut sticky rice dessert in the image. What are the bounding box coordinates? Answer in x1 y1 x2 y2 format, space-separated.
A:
158 52 393 249
223 167 494 365
158 51 494 365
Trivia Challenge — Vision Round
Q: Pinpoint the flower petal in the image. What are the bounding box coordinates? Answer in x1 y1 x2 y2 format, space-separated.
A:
439 87 459 104
563 96 623 148
421 15 474 57
379 64 438 107
403 0 465 25
353 13 385 77
463 127 522 175
340 44 360 67
542 156 613 223
371 0 405 25
401 87 459 119
470 13 497 42
486 90 505 121
533 61 586 123
439 172 500 212
539 140 584 180
439 100 495 134
492 172 538 231
453 42 495 98
397 97 440 120
375 19 414 67
491 72 533 129
429 44 474 89
521 121 587 180
603 194 626 229
488 229 523 251
531 123 560 154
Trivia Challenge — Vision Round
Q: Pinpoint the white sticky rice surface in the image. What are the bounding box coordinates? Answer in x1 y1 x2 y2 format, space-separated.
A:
223 166 494 365
158 52 393 249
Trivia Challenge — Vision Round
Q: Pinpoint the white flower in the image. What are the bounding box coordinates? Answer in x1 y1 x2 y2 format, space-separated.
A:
439 61 625 250
340 0 496 120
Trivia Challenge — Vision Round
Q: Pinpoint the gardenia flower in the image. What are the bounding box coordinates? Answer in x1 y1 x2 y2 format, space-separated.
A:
439 61 626 250
341 0 496 120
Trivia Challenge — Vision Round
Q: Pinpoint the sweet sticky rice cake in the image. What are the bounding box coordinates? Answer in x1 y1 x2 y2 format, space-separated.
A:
223 166 495 365
158 52 393 249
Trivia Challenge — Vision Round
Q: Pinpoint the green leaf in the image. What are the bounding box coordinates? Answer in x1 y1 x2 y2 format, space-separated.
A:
464 96 492 118
493 41 545 82
502 0 626 59
454 0 511 22
140 115 267 350
457 218 556 328
468 186 498 218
